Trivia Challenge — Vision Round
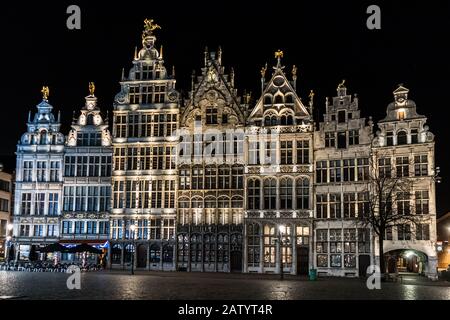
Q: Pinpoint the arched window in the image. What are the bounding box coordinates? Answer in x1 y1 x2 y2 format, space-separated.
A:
218 196 230 208
247 179 261 210
296 178 310 209
263 178 277 210
87 114 94 125
287 115 294 125
397 130 407 145
231 196 243 208
285 95 293 103
191 197 203 208
205 197 216 208
280 115 287 125
264 116 271 126
270 115 278 126
274 95 283 104
280 177 293 209
264 95 272 105
40 130 48 145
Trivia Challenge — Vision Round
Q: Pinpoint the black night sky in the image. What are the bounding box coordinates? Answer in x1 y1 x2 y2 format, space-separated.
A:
1 0 449 216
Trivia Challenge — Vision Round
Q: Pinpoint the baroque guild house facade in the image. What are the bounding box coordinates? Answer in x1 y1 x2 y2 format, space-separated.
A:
11 20 439 279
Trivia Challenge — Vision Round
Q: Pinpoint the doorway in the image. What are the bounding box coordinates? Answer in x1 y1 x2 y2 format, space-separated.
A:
297 246 309 275
230 251 242 272
358 255 370 277
137 244 147 268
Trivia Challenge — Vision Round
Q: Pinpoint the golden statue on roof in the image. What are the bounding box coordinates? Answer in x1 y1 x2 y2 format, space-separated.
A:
89 82 95 96
41 86 49 100
144 19 161 33
274 50 284 59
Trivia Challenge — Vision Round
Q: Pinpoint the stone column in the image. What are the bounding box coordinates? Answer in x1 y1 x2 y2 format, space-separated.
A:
259 223 264 273
243 222 248 273
291 225 297 275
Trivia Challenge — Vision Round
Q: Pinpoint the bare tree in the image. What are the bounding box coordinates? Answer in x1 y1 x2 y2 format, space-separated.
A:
358 152 422 275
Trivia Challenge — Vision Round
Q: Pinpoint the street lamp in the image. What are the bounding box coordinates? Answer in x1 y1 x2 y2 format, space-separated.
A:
278 225 290 280
130 224 137 275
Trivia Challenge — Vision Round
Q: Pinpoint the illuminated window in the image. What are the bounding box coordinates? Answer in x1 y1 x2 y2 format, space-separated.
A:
397 110 405 120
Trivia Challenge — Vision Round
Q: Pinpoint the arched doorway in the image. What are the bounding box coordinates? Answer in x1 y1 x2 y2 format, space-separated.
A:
384 249 428 275
137 244 147 268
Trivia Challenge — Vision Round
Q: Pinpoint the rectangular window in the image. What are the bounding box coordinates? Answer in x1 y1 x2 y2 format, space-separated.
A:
338 110 346 123
357 158 369 181
396 156 409 177
64 156 76 177
34 193 45 216
411 129 418 144
49 161 60 182
316 161 328 183
23 161 33 182
397 224 411 241
385 226 393 240
21 193 32 215
396 192 410 215
329 194 341 219
329 160 341 183
296 140 310 164
114 115 127 138
415 190 429 215
36 161 47 182
20 225 30 236
248 140 260 165
33 225 44 237
206 108 218 124
358 228 371 253
414 155 428 176
280 141 293 165
47 225 57 237
316 194 328 219
325 132 335 148
416 224 430 240
343 193 356 218
343 159 355 182
348 130 359 145
337 132 347 149
357 192 369 217
48 193 59 216
386 131 394 146
378 158 391 178
0 198 9 212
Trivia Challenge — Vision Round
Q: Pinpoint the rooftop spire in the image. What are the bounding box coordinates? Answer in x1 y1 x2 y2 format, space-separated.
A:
159 45 163 59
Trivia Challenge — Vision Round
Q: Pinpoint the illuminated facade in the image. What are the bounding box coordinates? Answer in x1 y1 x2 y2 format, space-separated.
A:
244 54 314 274
60 86 112 250
313 83 374 277
176 48 247 272
372 86 438 279
109 21 179 270
12 92 65 260
0 167 13 259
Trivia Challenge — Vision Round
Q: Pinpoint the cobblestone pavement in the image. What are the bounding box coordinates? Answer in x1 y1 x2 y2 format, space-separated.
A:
0 270 449 300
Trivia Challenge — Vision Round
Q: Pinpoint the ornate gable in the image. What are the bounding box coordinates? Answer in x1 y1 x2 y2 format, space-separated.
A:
248 51 311 126
180 48 245 127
